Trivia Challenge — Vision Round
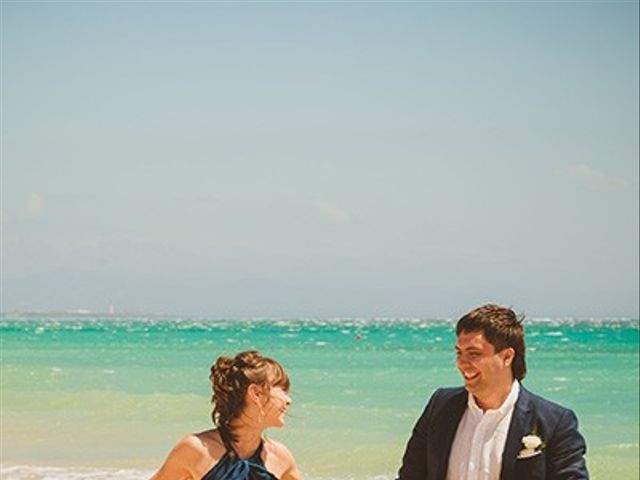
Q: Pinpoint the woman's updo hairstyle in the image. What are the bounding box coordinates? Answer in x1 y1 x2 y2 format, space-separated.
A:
209 350 290 453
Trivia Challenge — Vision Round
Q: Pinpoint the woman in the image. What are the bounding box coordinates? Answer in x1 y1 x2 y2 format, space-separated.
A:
150 350 303 480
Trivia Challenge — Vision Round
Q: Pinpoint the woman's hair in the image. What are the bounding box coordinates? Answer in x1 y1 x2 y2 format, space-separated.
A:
209 350 290 453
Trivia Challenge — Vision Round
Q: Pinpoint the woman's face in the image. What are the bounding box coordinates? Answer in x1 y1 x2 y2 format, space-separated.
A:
261 385 291 428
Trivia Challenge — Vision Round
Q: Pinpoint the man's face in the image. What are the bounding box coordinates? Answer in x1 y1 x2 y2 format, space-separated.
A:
455 330 514 401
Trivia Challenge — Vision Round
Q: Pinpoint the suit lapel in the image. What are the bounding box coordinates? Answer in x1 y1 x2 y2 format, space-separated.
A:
500 386 534 480
435 389 468 480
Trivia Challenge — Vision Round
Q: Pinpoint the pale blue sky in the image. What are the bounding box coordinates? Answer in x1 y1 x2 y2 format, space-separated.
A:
2 1 638 317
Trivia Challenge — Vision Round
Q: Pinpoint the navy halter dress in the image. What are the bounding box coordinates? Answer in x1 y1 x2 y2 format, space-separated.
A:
201 441 279 480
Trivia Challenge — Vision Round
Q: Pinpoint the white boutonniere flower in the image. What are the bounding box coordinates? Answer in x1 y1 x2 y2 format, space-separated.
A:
517 433 545 459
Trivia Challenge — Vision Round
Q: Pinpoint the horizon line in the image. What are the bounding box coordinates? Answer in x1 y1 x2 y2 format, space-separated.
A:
1 309 638 322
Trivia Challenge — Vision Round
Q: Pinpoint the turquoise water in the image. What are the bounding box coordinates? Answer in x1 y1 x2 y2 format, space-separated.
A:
1 316 638 479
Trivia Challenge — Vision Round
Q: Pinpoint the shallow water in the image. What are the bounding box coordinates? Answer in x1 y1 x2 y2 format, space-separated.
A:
1 316 638 479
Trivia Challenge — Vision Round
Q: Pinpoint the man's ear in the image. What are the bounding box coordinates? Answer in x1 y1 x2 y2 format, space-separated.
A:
503 347 515 367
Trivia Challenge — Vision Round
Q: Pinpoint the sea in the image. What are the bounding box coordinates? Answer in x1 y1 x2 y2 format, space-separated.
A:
1 315 638 480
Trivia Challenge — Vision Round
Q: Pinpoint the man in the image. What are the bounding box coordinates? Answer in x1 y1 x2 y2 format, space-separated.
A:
397 304 589 480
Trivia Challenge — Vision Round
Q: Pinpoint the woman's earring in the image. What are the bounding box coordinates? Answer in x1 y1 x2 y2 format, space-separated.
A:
254 396 265 422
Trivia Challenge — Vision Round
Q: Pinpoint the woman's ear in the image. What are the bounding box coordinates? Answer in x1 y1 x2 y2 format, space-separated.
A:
247 384 263 404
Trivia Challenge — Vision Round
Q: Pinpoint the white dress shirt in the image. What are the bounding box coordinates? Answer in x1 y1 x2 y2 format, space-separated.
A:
446 381 520 480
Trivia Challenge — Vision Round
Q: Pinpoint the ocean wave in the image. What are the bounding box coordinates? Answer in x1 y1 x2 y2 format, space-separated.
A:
1 314 637 327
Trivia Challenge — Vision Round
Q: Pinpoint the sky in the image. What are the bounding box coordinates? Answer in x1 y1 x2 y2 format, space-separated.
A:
1 1 638 318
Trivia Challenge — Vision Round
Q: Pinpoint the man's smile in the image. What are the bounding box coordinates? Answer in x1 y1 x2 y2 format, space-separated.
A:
461 371 480 382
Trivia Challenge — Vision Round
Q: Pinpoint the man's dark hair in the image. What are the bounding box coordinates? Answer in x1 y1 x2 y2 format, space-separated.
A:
456 304 527 381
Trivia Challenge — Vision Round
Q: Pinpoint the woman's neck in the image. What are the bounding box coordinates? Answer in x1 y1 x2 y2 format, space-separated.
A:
228 419 264 458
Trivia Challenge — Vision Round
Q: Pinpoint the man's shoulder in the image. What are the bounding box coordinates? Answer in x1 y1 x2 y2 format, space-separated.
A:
424 386 467 413
520 385 578 423
430 386 466 402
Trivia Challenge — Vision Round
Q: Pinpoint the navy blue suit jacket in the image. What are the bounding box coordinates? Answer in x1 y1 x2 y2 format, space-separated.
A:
397 385 589 480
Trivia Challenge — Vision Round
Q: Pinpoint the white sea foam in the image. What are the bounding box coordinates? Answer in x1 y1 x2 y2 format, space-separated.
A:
613 443 639 449
0 465 396 480
0 465 154 480
545 331 564 336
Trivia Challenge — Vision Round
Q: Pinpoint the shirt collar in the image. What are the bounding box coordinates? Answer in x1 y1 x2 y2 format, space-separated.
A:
468 380 520 417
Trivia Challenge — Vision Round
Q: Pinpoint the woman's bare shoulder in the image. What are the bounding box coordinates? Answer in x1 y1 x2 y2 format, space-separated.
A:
149 431 224 480
265 438 296 470
193 429 226 456
148 435 202 480
264 438 302 479
169 433 213 465
265 438 295 461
